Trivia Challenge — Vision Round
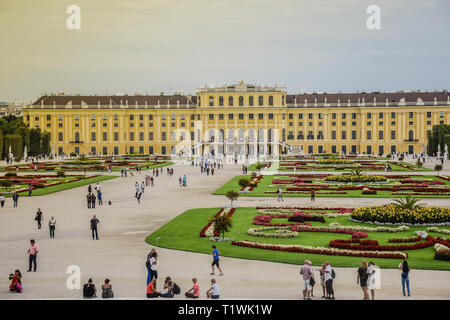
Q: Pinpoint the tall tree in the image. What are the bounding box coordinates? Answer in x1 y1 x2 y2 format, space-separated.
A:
4 134 23 160
40 131 51 155
29 128 42 156
427 124 450 157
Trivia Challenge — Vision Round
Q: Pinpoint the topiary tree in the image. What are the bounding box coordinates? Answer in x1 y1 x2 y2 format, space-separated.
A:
56 170 66 178
0 179 13 191
225 190 239 207
209 214 233 239
238 177 250 189
435 164 443 175
416 159 423 168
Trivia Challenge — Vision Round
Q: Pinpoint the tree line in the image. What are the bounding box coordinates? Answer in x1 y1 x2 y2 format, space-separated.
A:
0 115 51 160
427 124 450 159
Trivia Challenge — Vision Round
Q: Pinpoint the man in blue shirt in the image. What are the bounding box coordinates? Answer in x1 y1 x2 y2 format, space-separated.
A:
210 245 224 276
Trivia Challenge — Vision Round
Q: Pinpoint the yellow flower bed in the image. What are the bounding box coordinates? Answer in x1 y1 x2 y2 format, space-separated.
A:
352 205 450 224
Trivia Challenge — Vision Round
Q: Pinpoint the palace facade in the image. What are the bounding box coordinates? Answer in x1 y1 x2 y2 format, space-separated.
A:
23 81 450 157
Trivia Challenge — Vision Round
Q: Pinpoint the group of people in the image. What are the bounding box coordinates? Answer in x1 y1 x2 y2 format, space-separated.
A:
82 278 114 298
34 208 56 238
86 183 103 208
145 246 222 299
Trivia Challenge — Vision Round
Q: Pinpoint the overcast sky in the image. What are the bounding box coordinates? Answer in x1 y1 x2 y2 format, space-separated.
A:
1 0 449 102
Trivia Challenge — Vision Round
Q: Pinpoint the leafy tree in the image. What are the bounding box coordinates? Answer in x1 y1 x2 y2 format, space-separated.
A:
238 178 250 189
225 190 239 207
391 195 424 210
40 132 51 155
208 214 233 239
29 128 42 156
435 164 443 175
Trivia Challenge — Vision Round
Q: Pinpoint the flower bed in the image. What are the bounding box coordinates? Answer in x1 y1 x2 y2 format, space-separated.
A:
199 208 236 237
352 205 450 225
329 237 435 251
231 240 407 259
434 243 450 261
325 175 387 183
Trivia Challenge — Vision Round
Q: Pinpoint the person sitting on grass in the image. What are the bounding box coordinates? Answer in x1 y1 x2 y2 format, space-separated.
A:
146 278 160 298
206 279 220 299
185 278 200 299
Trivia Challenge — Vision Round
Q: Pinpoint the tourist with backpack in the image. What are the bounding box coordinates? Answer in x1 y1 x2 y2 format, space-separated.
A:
323 261 335 300
357 260 370 300
146 249 158 284
160 276 181 298
83 278 97 298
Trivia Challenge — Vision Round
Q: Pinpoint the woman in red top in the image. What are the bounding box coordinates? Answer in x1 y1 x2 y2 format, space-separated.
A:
185 278 200 299
146 278 160 298
9 270 22 293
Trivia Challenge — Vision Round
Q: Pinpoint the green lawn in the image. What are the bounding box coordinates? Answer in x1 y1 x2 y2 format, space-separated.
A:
2 175 117 197
213 175 450 198
146 207 450 270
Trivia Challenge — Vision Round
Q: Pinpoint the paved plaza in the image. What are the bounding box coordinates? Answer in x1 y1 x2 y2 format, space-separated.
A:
0 158 449 300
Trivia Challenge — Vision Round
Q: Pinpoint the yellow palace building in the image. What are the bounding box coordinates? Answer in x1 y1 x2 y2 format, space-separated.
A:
23 81 449 157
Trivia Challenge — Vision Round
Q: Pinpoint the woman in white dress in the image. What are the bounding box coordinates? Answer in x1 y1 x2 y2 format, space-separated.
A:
367 261 376 300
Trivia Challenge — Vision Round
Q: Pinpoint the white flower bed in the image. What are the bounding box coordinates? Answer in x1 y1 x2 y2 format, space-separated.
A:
427 227 450 235
257 209 350 218
247 226 298 238
434 243 449 253
209 237 234 242
328 222 409 233
414 231 428 238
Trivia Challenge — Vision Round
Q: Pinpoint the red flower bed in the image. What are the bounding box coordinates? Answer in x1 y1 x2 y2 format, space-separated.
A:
231 240 407 259
199 208 236 237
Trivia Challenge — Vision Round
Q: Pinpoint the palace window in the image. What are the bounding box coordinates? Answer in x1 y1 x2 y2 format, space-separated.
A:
391 130 396 140
228 96 233 106
219 114 224 120
332 113 336 119
114 114 118 120
219 96 224 106
249 96 253 106
269 113 274 120
91 132 96 141
367 130 372 140
268 96 273 106
341 130 347 140
258 114 264 120
130 115 134 121
114 132 119 141
248 113 254 120
129 132 134 141
103 132 108 141
149 132 153 140
409 112 414 118
352 130 356 140
331 131 336 140
391 112 396 118
379 130 383 140
209 114 214 120
239 96 244 106
228 114 234 120
209 96 214 107
258 96 263 106
239 114 244 120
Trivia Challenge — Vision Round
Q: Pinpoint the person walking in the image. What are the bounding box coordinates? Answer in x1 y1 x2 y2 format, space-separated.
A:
178 176 182 187
90 193 96 208
136 191 142 204
88 184 92 194
183 175 187 187
27 239 39 272
90 215 100 240
35 208 43 229
319 263 327 298
367 261 377 300
210 245 224 276
399 260 411 296
97 191 103 205
48 216 56 238
323 261 335 300
357 260 370 300
101 279 114 298
277 188 284 202
0 194 5 207
87 193 91 209
12 192 19 208
300 259 313 300
185 278 200 299
206 278 220 299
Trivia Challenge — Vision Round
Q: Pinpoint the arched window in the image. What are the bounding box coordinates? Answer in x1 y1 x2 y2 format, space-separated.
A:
239 96 244 106
248 128 255 141
227 128 234 141
269 96 273 106
258 96 263 106
209 129 215 142
75 132 80 142
258 129 264 142
229 96 233 106
238 128 244 142
219 96 224 106
409 130 414 141
219 129 224 142
249 96 254 106
209 96 214 107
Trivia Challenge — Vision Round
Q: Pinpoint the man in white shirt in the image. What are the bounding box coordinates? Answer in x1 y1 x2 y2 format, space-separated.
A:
206 279 220 299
